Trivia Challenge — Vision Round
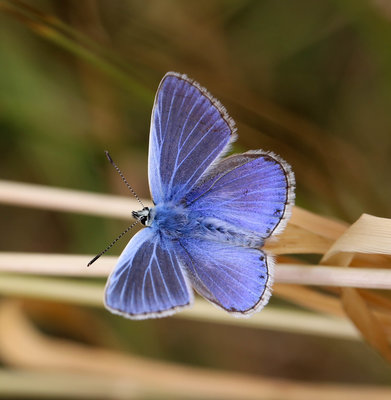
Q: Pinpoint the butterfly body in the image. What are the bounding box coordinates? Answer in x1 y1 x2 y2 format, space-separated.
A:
136 202 261 248
150 202 192 237
104 72 295 320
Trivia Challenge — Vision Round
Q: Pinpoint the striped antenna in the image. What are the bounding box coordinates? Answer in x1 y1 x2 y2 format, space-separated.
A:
105 151 145 208
87 220 138 266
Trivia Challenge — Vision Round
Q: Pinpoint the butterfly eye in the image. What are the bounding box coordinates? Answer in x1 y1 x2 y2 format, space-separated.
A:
132 207 151 226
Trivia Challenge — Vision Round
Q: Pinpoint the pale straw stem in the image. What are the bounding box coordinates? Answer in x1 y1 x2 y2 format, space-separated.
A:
0 253 390 289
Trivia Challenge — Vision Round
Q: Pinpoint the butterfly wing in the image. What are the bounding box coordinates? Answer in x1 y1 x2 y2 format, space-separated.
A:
177 237 272 315
148 72 236 205
105 228 193 319
185 150 295 243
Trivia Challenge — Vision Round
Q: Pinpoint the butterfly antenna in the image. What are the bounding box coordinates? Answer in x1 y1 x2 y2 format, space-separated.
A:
87 220 139 267
105 150 145 208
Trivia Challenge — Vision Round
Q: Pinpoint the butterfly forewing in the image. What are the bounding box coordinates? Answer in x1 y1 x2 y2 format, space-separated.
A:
148 72 236 204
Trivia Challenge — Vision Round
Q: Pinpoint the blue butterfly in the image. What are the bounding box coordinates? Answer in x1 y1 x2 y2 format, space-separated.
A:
104 72 295 320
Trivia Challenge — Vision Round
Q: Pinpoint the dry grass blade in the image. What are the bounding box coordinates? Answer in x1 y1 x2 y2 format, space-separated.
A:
324 214 391 261
0 275 358 339
0 370 144 400
266 224 337 254
276 265 391 289
1 252 391 289
358 290 391 312
342 288 391 362
0 252 114 277
289 206 348 238
273 284 346 317
0 180 147 219
182 301 359 339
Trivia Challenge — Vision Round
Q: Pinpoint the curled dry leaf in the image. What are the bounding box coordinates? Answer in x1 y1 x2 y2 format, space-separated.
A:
322 214 391 362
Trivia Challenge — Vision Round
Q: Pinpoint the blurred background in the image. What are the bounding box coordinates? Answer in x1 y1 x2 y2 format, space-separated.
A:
1 0 391 398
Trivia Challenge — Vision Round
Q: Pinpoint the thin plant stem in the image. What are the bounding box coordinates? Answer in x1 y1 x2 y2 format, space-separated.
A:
0 274 358 339
0 253 391 289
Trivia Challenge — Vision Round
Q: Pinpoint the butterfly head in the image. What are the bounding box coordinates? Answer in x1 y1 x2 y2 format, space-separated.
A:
132 207 153 226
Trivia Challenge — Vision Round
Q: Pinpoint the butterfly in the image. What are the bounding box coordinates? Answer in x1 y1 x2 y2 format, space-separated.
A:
104 72 295 320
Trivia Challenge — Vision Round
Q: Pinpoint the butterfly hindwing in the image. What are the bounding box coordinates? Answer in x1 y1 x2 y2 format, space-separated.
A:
177 237 272 316
105 228 193 319
148 72 236 205
185 150 295 243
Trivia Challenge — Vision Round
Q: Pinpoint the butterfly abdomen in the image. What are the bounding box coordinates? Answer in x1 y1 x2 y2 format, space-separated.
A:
198 217 263 248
